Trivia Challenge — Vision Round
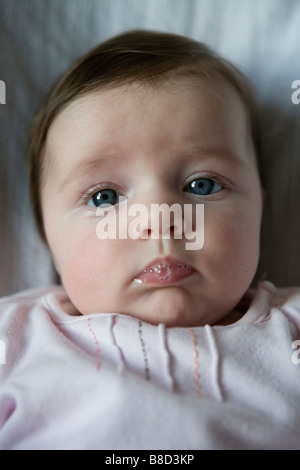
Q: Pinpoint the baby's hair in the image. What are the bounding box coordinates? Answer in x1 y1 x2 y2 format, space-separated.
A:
28 29 262 241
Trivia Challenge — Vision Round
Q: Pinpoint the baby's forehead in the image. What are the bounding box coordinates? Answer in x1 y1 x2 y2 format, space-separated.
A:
43 79 255 183
48 76 248 133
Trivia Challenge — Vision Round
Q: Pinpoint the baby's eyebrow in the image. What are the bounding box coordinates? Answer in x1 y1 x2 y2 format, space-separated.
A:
57 146 250 192
185 146 251 170
58 154 117 192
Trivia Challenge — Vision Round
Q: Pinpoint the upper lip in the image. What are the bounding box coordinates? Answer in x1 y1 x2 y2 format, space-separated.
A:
136 255 194 276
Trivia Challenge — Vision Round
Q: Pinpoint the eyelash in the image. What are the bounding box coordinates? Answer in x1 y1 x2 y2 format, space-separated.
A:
185 172 233 193
77 184 119 206
78 173 232 207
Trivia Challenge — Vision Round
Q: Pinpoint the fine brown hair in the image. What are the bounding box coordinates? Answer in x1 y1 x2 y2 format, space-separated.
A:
28 29 261 241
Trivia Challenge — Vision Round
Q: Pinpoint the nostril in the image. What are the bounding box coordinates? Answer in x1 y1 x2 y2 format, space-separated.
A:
0 395 17 429
140 228 152 239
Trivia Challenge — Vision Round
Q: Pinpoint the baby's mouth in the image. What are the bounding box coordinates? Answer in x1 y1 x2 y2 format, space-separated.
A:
134 256 195 286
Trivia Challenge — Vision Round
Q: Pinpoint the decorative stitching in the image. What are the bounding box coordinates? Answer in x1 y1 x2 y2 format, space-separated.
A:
188 328 202 398
138 320 150 380
87 317 101 371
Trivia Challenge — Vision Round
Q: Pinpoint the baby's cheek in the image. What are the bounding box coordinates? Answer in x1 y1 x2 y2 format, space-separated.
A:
59 235 108 314
204 209 260 283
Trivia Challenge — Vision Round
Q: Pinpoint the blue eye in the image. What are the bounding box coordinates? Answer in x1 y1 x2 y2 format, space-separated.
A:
87 189 119 208
185 178 222 196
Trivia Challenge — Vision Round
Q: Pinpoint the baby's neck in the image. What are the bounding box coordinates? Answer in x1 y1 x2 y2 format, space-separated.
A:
214 289 254 326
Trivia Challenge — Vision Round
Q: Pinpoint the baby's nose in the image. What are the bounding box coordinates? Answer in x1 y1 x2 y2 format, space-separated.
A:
137 203 184 240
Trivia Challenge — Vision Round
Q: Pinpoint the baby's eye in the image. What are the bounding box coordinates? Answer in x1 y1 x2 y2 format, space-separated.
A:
87 189 120 208
184 178 222 196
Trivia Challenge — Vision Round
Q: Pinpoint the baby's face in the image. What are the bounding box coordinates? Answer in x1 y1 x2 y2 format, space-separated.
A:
42 79 263 327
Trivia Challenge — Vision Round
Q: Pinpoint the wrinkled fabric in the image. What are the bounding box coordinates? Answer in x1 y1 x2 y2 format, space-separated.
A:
0 281 299 450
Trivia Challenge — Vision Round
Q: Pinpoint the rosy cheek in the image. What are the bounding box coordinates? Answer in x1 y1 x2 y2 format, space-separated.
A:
57 231 98 285
202 209 259 279
58 233 121 313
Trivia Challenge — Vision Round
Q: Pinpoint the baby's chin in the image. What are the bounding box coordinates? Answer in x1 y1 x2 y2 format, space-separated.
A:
68 286 232 328
117 287 225 328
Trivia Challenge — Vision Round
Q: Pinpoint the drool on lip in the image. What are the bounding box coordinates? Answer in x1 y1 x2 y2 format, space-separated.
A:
135 257 195 285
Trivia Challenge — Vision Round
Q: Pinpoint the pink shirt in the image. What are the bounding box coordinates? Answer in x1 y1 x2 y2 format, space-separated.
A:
0 281 299 449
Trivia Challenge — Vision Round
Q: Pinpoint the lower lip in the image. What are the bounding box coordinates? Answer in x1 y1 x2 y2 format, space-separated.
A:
135 263 195 286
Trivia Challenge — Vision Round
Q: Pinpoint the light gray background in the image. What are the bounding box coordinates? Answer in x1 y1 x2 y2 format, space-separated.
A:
1 0 300 296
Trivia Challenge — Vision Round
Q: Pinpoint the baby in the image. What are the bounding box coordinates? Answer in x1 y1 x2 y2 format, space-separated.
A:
30 29 263 328
0 30 300 450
